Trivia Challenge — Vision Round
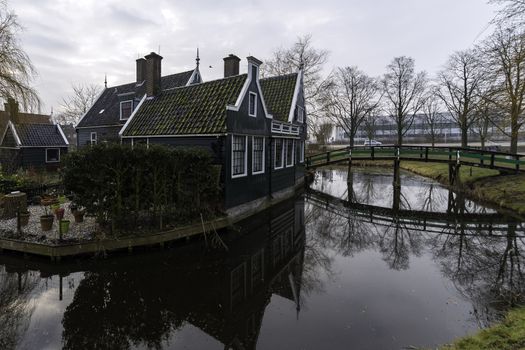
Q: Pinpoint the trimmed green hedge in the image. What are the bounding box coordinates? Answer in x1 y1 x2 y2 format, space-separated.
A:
63 144 222 235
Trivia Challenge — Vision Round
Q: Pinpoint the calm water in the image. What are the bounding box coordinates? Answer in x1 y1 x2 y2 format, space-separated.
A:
1 167 524 350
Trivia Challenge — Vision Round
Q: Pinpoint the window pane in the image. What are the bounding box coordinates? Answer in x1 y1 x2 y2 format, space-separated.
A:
249 93 256 116
121 101 133 120
286 139 294 166
253 137 264 173
274 139 283 169
232 135 246 176
46 149 59 162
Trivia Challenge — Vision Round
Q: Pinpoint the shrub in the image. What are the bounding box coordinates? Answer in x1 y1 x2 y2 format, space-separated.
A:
62 144 222 236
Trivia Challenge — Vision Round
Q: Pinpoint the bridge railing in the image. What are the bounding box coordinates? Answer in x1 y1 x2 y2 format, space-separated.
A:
306 145 525 172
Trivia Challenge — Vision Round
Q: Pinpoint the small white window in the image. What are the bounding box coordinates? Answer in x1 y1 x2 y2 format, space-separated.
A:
45 148 60 163
248 92 257 117
297 106 304 123
90 132 97 145
232 135 247 178
120 100 133 120
252 136 265 174
274 139 284 169
286 139 294 167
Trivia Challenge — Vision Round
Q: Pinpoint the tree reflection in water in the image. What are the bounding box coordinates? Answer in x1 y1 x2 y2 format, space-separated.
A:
0 267 39 349
307 167 525 324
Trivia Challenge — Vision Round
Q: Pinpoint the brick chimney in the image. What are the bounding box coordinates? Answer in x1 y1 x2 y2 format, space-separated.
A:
136 58 146 84
145 52 163 96
223 54 240 78
4 98 19 123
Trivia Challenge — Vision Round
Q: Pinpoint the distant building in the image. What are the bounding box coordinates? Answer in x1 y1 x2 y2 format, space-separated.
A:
77 51 307 210
329 113 513 145
0 98 69 172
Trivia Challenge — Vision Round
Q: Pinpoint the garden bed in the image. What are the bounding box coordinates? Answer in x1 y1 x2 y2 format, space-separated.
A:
0 201 98 244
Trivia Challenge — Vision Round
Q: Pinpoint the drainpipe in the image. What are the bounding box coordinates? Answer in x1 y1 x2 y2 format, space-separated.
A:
269 136 273 198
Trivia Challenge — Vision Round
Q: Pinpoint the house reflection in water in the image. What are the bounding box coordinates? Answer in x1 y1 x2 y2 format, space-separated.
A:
59 196 306 350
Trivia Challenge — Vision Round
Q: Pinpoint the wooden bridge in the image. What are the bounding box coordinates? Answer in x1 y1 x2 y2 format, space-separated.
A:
306 145 525 173
306 188 524 237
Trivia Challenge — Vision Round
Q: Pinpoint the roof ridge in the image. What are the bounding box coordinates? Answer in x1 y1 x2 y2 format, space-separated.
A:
106 70 195 90
162 73 247 94
260 72 298 81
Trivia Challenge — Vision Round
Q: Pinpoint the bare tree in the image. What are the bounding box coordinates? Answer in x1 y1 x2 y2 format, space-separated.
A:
56 83 102 125
421 87 443 147
322 66 381 147
315 122 332 145
363 114 379 142
482 26 525 154
489 0 525 28
382 56 427 145
0 1 41 111
263 34 330 138
436 49 483 148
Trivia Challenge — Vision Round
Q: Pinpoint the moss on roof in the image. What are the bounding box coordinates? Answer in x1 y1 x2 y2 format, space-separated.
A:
123 74 247 136
260 73 298 122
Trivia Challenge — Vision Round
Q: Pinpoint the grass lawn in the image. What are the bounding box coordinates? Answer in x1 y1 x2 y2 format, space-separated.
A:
441 307 525 350
399 161 500 186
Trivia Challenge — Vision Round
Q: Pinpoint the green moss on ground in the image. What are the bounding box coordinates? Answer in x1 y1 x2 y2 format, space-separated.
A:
441 307 525 350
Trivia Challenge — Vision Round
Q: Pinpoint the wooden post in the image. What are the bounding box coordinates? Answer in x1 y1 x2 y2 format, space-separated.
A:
371 146 375 160
425 147 429 162
516 155 520 173
490 154 495 168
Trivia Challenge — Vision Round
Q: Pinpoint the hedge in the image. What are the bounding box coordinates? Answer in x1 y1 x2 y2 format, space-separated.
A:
63 144 222 236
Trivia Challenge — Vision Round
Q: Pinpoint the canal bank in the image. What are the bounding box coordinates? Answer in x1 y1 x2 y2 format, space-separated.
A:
0 182 305 260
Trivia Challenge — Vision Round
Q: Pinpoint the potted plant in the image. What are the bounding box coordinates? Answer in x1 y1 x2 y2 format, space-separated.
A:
54 206 65 221
40 206 54 231
73 208 85 223
59 219 70 239
18 210 30 226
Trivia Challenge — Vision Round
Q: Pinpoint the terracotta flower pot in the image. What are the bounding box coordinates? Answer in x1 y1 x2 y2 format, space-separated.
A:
73 210 85 223
19 211 30 226
54 207 65 221
40 215 54 231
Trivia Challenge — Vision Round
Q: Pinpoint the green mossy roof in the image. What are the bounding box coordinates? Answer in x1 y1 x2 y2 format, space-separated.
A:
260 73 298 121
123 74 247 136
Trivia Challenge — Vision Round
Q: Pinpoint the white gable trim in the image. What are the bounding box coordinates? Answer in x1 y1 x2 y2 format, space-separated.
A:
118 94 147 137
5 121 22 146
56 124 69 145
287 70 303 123
0 123 18 147
226 60 273 119
185 67 202 86
75 88 106 129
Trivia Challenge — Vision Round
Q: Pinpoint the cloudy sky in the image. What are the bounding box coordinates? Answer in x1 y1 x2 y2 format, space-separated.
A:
11 0 498 113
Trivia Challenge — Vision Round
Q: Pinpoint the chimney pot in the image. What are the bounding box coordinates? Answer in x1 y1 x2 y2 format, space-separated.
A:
223 54 241 78
145 52 163 96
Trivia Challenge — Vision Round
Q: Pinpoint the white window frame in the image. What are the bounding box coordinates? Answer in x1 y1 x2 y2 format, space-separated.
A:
274 138 284 170
285 139 294 168
45 148 60 163
252 136 265 175
297 106 304 123
231 135 248 178
300 140 305 163
119 100 133 121
90 132 97 145
248 92 257 117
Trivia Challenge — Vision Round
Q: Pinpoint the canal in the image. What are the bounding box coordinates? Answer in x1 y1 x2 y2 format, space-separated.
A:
0 167 523 349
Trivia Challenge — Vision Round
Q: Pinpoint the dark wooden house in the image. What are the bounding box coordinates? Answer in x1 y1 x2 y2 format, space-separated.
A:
78 51 306 211
0 98 69 172
76 53 202 146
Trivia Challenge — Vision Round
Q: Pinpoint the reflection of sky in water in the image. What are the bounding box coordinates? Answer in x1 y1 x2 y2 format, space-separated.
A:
311 166 495 213
1 168 523 350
